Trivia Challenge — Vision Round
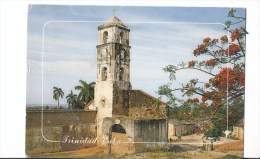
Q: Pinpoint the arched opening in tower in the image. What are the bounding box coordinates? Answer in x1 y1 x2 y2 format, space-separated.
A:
119 67 124 81
119 32 123 44
103 31 108 44
102 67 107 81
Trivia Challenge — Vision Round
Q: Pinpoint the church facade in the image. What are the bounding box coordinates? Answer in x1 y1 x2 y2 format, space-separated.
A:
26 16 169 156
87 16 169 153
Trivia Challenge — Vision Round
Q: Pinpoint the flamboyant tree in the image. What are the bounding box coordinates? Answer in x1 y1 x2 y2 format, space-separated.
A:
158 9 246 135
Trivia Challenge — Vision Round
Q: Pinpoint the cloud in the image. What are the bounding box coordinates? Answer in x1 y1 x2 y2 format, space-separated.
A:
131 23 226 46
127 23 226 99
27 31 97 62
26 6 232 105
28 59 96 75
27 58 97 105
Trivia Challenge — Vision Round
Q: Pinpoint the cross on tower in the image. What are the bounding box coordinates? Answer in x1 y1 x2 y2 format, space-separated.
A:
112 7 118 16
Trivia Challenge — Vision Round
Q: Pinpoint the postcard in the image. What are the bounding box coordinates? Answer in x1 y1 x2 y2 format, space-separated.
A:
26 5 245 158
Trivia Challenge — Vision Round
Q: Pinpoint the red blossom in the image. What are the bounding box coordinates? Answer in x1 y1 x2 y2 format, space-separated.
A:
201 91 211 102
188 61 196 68
193 43 208 56
193 98 199 103
220 35 228 43
198 44 208 52
204 83 210 88
193 48 199 56
201 96 207 103
212 67 245 94
211 38 219 44
205 123 211 129
185 98 200 104
211 100 220 107
200 103 207 110
237 71 245 86
203 37 211 45
205 59 218 66
231 28 241 42
225 44 240 56
218 49 226 54
212 68 236 93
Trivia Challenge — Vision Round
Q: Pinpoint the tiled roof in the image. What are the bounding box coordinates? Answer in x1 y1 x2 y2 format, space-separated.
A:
129 89 167 107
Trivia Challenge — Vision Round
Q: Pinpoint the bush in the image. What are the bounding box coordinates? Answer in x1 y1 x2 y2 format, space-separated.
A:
227 135 240 140
204 123 223 138
182 130 193 136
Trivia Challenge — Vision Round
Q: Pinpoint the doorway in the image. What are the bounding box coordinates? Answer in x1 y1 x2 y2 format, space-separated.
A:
108 124 128 154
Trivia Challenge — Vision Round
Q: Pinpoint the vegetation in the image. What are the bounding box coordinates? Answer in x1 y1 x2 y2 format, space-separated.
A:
53 87 64 110
217 154 242 159
203 121 223 138
227 134 239 140
159 9 246 137
50 80 95 110
66 90 78 109
26 106 64 111
74 80 95 109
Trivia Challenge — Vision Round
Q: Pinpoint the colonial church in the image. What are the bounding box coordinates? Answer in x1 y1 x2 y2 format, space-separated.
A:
86 16 168 152
26 16 169 156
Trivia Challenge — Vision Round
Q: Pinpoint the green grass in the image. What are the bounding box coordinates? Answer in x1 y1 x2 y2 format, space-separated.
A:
88 153 118 159
217 154 242 159
31 151 190 159
144 151 191 159
32 151 118 158
31 152 77 158
29 149 243 159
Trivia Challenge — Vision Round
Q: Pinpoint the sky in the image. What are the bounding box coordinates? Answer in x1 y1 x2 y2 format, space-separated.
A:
26 5 245 106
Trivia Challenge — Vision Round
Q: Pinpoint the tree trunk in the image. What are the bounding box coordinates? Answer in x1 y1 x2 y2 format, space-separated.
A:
58 98 60 110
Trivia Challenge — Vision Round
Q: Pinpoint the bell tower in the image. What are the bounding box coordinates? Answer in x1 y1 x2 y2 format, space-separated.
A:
95 16 131 140
96 16 131 86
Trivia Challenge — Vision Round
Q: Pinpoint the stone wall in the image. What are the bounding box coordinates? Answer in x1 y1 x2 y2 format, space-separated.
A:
168 121 195 137
129 90 167 118
232 126 244 139
26 111 97 156
134 119 167 142
101 117 167 154
113 85 130 115
134 119 168 151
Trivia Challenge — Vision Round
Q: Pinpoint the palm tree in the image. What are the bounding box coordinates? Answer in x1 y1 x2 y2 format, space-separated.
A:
66 90 78 110
53 87 64 110
75 80 95 109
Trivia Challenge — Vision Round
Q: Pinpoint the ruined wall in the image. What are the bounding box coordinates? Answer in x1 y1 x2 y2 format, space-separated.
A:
134 119 168 151
101 118 136 154
232 126 244 139
26 111 97 156
129 90 167 118
134 119 167 142
102 117 167 153
113 85 130 115
168 122 195 137
102 117 135 139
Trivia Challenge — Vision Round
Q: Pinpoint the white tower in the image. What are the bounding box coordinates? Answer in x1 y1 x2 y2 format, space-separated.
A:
95 16 131 140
